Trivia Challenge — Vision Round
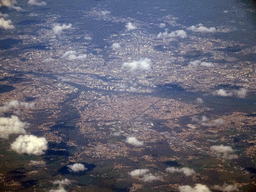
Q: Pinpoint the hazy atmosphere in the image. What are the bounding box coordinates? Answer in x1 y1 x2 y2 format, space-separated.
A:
0 0 256 191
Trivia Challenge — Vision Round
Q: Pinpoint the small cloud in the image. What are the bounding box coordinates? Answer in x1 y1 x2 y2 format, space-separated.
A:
200 62 214 67
210 144 238 159
0 100 34 113
101 10 110 16
122 58 152 71
157 30 187 39
126 22 136 31
0 115 27 139
187 23 216 33
0 12 8 17
141 173 161 182
61 51 87 60
166 167 196 176
159 23 166 28
188 60 213 68
129 169 160 182
0 18 15 29
188 60 201 68
215 89 233 97
29 160 46 166
28 0 46 6
213 183 239 192
0 0 22 11
168 30 187 38
50 178 71 192
130 169 149 177
201 118 225 127
112 42 120 49
236 88 247 98
67 163 87 172
126 137 143 147
11 135 48 155
196 98 204 104
179 184 211 192
52 23 72 35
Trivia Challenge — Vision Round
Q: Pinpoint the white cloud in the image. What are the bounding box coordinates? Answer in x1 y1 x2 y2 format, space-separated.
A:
213 183 239 192
210 145 238 159
187 23 216 33
53 23 72 35
0 115 27 139
29 160 46 166
11 135 48 155
122 58 151 71
0 12 8 17
49 187 67 192
168 30 187 38
179 184 211 192
0 0 22 11
112 42 120 49
0 100 34 113
166 167 196 176
126 137 143 146
236 88 247 98
141 173 161 182
201 118 224 127
188 60 201 68
28 0 46 6
196 98 204 104
126 22 136 31
215 89 233 97
157 30 187 39
159 23 166 28
188 60 213 68
50 179 71 192
67 163 87 172
200 62 214 67
0 18 15 29
129 169 149 177
61 51 87 60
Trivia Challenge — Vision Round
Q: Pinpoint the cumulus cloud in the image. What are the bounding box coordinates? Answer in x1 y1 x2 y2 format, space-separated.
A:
0 12 8 17
112 42 120 49
159 23 166 28
126 137 143 146
179 184 211 192
141 173 161 182
213 183 239 192
53 23 72 35
210 145 238 159
200 62 214 67
201 118 225 127
129 169 149 177
166 167 196 176
188 60 214 68
0 18 15 29
126 22 136 31
0 100 34 113
29 160 46 166
215 89 233 97
122 58 151 71
187 23 216 33
61 51 87 60
50 178 71 192
157 30 187 39
11 135 48 155
129 169 160 182
67 163 87 172
196 98 204 104
28 0 46 6
0 115 27 139
0 0 22 11
236 88 247 98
